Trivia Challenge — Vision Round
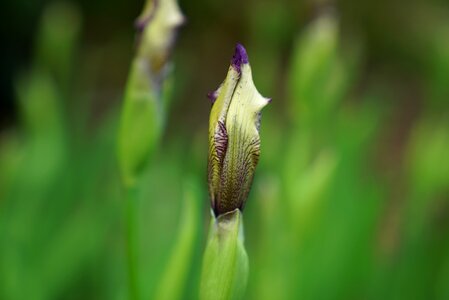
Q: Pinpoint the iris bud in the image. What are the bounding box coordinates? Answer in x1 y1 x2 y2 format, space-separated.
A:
207 44 270 216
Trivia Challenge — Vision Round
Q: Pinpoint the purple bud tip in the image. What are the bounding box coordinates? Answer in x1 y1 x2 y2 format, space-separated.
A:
134 18 147 32
231 43 249 73
207 90 218 104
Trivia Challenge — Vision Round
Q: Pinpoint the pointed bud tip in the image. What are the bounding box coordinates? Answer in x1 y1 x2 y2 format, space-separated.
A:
207 91 218 103
134 17 148 32
231 43 249 72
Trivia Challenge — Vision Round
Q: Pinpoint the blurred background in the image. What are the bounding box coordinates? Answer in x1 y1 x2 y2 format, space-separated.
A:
1 0 449 299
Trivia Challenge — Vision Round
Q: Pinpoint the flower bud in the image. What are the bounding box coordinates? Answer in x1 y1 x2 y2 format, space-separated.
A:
207 44 270 216
118 0 184 186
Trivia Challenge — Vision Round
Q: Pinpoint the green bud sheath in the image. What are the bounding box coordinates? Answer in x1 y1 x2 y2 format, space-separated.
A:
208 44 270 216
200 209 249 300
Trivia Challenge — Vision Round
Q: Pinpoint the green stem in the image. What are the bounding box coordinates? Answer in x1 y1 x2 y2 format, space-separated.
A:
125 183 139 300
200 209 249 300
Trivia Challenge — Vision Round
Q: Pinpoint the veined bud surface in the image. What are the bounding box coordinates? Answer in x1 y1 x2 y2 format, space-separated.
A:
207 44 270 216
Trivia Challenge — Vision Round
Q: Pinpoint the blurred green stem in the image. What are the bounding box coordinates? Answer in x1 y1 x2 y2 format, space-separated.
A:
125 183 139 300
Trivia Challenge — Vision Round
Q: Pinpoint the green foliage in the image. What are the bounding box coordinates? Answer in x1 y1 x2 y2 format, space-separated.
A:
156 178 202 300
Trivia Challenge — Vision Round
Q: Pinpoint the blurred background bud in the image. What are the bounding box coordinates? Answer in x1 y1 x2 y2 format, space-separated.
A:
118 0 184 186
